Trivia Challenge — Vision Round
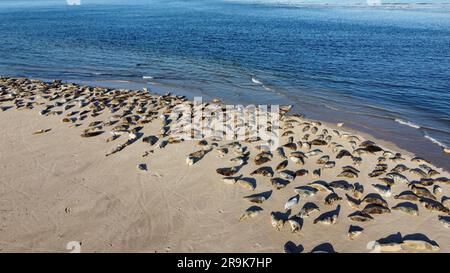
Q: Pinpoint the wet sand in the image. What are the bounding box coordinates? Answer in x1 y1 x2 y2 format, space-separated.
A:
0 77 449 253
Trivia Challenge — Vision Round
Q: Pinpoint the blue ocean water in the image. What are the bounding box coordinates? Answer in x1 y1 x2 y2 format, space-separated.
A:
0 0 449 169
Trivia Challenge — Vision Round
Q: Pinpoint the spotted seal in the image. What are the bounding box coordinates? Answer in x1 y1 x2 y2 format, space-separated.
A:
324 193 342 206
348 225 363 240
298 202 320 218
392 202 419 216
239 206 263 222
348 211 374 222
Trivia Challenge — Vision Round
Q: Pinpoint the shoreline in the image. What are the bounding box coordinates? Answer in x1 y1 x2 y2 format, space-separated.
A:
1 77 449 253
62 77 450 172
2 75 449 172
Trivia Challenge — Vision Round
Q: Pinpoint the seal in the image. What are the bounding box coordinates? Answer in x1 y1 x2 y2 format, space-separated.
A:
80 131 104 138
216 166 239 177
362 193 388 207
289 151 307 164
348 225 363 240
276 147 287 159
329 180 354 191
294 186 318 197
392 202 419 216
276 160 288 171
288 216 302 233
298 202 320 218
270 212 285 231
402 239 439 252
394 190 420 201
410 184 436 200
243 191 270 204
367 241 402 253
362 203 391 215
250 166 274 177
324 193 342 206
221 175 243 185
336 149 352 159
420 198 449 213
345 194 361 210
338 170 358 179
348 211 373 222
239 206 263 222
409 168 428 178
308 180 333 193
271 177 290 190
392 164 409 173
386 172 409 185
316 155 330 164
438 215 450 228
313 206 339 225
312 169 321 179
254 156 271 165
371 184 391 198
279 170 296 181
236 179 256 191
285 195 299 210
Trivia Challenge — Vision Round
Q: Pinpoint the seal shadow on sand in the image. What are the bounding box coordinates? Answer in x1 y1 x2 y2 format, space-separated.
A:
128 132 144 145
0 106 14 112
273 209 292 220
403 233 440 247
377 232 403 244
284 241 304 253
377 232 440 247
311 243 337 253
313 205 341 222
240 177 257 190
243 190 272 200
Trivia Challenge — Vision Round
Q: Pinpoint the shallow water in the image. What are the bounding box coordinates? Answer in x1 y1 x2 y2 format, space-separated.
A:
0 0 449 170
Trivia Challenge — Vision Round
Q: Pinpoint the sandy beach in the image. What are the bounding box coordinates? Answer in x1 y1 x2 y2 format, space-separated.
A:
0 77 449 253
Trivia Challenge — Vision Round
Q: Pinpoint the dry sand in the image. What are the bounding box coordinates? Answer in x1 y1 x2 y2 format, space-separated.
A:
0 77 449 253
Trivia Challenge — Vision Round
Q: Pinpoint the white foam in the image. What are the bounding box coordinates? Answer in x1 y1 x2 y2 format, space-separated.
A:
394 118 420 129
142 76 154 79
262 85 273 91
251 77 263 85
252 77 276 92
323 103 340 111
424 134 448 149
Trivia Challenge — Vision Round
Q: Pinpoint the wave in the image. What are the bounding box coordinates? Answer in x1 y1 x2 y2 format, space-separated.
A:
322 103 340 111
262 85 273 91
224 0 450 8
424 134 448 149
252 76 274 91
251 77 263 85
142 75 154 79
94 79 136 84
249 76 287 97
364 104 400 115
394 118 421 129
